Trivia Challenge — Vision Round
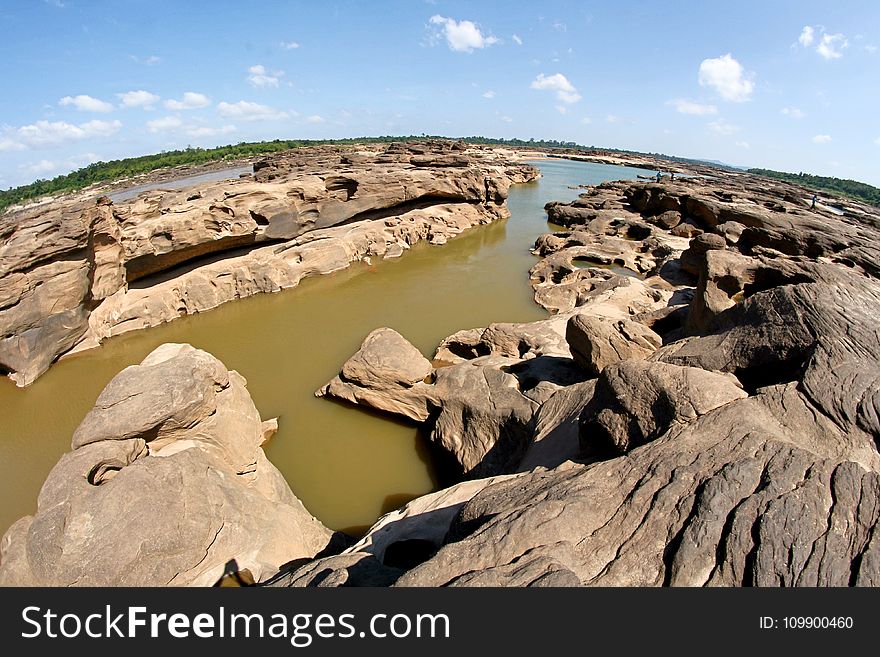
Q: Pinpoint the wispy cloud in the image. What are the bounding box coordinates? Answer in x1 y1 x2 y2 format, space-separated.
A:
117 90 160 109
512 34 523 46
0 119 121 150
798 25 815 47
248 64 284 88
185 124 237 138
59 94 114 113
146 116 183 133
429 15 499 53
165 92 211 110
698 54 754 102
667 98 718 115
606 114 623 124
531 73 581 104
482 90 496 99
217 100 289 121
708 120 738 135
817 33 848 59
281 41 300 50
780 107 806 119
796 25 849 59
812 134 832 143
305 115 325 124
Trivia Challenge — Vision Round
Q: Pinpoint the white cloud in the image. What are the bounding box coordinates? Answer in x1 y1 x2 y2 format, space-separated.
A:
146 116 183 133
865 45 878 54
530 73 581 104
555 105 568 115
698 53 754 102
19 152 100 177
118 90 160 108
20 159 58 176
606 114 623 124
217 100 289 122
146 55 161 65
305 115 325 124
1 119 121 149
281 41 300 50
875 137 880 146
708 120 738 135
817 33 848 59
798 25 815 47
781 107 806 119
429 15 499 53
185 124 237 138
482 90 496 99
165 92 211 110
812 134 832 143
248 64 283 88
499 114 513 123
581 117 592 124
512 34 522 46
735 140 750 149
0 137 26 152
59 94 114 113
798 25 850 59
667 98 718 115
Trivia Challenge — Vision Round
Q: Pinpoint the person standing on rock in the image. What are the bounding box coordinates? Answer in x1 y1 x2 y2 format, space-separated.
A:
811 194 817 209
656 171 662 183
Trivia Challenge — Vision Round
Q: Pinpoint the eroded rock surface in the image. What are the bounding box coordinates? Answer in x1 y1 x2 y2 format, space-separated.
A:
0 344 333 586
0 142 538 386
310 168 880 587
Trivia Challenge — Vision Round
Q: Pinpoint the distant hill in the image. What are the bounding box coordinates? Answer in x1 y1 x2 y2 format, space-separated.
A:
747 168 880 208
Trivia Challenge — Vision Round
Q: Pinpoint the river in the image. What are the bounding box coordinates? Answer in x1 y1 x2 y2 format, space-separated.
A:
0 158 653 536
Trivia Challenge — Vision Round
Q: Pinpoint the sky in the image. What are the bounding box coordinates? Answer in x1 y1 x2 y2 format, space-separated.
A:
1 0 878 188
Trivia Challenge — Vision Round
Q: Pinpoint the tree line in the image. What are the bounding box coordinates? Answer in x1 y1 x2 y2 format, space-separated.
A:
3 136 878 212
746 169 880 207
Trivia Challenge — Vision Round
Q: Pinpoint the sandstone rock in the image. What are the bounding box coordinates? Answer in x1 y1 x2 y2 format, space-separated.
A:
580 360 747 454
0 344 333 586
1 143 539 386
395 401 880 586
271 475 518 587
670 222 702 238
566 314 661 376
518 380 596 471
679 232 727 275
341 328 432 389
653 210 682 230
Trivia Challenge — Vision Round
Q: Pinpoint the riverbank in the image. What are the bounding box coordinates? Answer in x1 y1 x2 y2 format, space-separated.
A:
3 145 878 586
0 141 538 387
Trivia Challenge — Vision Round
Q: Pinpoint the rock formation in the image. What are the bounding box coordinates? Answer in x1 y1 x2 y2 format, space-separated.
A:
4 151 879 588
309 170 880 587
0 142 538 386
0 344 334 586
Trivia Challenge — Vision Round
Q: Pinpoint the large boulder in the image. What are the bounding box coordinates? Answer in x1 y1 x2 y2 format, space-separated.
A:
566 314 662 376
0 344 333 586
580 360 747 454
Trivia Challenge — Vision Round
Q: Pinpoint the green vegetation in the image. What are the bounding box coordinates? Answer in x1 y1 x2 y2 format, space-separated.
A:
746 169 880 207
0 137 420 213
4 135 878 212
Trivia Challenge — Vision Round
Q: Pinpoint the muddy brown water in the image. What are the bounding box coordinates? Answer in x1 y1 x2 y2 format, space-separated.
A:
0 159 653 537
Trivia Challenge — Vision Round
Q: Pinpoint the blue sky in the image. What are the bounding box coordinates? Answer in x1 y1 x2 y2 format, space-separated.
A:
1 0 878 187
